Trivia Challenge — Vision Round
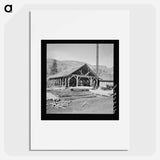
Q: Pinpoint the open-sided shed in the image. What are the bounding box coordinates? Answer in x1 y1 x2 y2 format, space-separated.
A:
47 63 100 88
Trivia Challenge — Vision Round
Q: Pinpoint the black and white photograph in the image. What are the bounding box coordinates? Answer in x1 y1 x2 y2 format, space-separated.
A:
41 40 119 120
30 10 129 150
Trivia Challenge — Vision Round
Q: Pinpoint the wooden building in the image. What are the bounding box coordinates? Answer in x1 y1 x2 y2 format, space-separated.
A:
47 63 100 88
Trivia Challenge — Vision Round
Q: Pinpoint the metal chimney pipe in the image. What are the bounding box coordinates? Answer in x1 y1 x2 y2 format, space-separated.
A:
96 43 99 76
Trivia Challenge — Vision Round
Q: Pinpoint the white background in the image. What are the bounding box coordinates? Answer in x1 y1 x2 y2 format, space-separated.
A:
1 0 160 159
31 10 129 150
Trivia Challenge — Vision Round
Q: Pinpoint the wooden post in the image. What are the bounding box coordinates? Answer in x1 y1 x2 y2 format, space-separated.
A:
90 77 92 86
65 78 67 87
68 77 70 87
76 76 79 87
62 78 64 86
60 78 62 86
97 79 99 88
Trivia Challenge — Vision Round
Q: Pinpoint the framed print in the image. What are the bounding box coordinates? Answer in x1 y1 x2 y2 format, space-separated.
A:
41 40 119 120
30 9 129 150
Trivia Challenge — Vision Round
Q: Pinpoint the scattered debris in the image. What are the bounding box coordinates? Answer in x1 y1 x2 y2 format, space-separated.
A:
47 97 71 109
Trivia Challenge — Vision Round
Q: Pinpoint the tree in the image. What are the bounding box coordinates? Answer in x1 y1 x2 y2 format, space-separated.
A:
50 59 57 75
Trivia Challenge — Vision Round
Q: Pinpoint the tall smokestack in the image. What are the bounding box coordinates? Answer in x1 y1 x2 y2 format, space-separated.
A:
96 43 99 76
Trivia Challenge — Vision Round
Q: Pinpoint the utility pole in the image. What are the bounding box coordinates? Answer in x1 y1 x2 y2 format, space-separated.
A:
96 43 99 76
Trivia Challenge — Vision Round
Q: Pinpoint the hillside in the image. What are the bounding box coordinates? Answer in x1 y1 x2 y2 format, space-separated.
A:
47 59 113 80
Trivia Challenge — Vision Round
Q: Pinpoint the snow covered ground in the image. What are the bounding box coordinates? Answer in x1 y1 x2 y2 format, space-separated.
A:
47 92 59 100
90 88 113 96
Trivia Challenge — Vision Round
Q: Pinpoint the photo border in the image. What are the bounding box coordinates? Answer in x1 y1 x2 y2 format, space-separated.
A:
41 40 119 120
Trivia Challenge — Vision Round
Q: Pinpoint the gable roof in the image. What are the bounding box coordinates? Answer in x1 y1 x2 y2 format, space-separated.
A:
47 63 99 79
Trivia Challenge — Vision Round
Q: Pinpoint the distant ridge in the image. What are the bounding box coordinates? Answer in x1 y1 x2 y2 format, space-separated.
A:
47 59 113 81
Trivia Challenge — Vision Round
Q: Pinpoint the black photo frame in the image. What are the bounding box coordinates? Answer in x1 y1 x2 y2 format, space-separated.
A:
41 40 119 120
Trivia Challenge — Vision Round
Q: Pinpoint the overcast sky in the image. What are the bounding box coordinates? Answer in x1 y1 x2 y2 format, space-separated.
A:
47 43 113 67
